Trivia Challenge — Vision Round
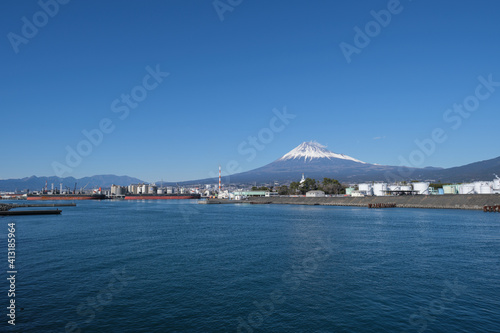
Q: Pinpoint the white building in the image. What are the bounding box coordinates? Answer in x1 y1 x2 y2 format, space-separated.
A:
306 190 325 197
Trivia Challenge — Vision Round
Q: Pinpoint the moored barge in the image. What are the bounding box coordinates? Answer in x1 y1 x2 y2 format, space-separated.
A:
123 194 201 200
27 194 106 201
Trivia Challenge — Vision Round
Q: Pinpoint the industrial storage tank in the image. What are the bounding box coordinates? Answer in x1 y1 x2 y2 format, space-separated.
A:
459 184 475 194
358 183 373 195
471 181 494 194
412 182 430 195
157 188 164 195
148 186 158 194
388 185 400 191
116 186 126 196
494 178 500 190
140 184 149 194
373 183 388 196
400 185 412 191
474 182 483 194
479 182 493 194
481 185 493 194
128 185 138 194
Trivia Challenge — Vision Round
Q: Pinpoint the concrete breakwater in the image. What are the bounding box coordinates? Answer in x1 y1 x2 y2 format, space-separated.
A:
204 194 500 210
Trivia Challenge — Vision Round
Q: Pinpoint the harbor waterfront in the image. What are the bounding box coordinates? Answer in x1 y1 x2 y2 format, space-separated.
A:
203 194 500 211
1 200 499 332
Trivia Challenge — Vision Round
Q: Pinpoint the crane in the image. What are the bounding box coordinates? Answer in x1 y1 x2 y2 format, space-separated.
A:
81 182 90 194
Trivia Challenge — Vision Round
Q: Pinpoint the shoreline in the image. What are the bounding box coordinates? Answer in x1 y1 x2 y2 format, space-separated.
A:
201 194 500 211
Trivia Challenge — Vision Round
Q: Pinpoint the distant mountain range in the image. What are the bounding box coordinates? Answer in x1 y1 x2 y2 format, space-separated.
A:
2 142 499 191
177 141 500 185
0 175 144 192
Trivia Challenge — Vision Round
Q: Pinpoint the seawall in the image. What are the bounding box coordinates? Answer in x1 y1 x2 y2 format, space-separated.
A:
204 194 500 210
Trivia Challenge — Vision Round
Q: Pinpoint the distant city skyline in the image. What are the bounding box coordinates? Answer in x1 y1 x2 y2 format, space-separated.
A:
2 1 500 183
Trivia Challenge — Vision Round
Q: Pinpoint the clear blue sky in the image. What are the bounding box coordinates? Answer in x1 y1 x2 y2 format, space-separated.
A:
1 0 499 182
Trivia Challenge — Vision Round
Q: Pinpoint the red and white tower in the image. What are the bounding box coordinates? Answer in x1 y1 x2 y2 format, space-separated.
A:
218 165 222 192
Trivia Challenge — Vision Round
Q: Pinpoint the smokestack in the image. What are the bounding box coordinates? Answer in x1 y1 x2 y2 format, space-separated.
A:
219 165 222 192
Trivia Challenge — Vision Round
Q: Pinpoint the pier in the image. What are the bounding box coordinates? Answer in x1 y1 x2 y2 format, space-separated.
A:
201 194 500 211
368 203 397 209
0 203 76 216
484 205 500 213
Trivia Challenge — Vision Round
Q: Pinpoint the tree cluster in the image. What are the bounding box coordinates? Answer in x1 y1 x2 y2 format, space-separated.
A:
251 186 270 191
278 178 345 195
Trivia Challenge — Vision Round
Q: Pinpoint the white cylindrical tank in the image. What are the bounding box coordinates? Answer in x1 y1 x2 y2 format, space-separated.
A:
494 178 500 190
413 182 430 195
472 182 494 194
128 185 138 194
473 182 483 194
157 188 164 194
388 185 400 191
480 183 493 194
116 187 126 195
400 185 412 191
373 183 388 196
358 183 373 195
459 184 475 194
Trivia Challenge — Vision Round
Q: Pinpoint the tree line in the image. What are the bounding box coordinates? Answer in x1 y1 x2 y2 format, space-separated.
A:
266 178 346 195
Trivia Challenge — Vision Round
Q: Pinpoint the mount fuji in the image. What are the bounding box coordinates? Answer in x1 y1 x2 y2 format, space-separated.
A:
221 141 423 183
178 141 500 185
278 142 367 164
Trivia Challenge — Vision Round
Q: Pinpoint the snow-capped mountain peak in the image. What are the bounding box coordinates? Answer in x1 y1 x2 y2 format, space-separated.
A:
278 141 366 163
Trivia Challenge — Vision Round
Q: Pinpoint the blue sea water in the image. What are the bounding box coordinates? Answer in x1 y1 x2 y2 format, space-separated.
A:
1 200 500 332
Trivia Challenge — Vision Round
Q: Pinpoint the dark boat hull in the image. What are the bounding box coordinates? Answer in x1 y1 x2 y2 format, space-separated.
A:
27 194 106 201
0 209 62 216
124 194 200 200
